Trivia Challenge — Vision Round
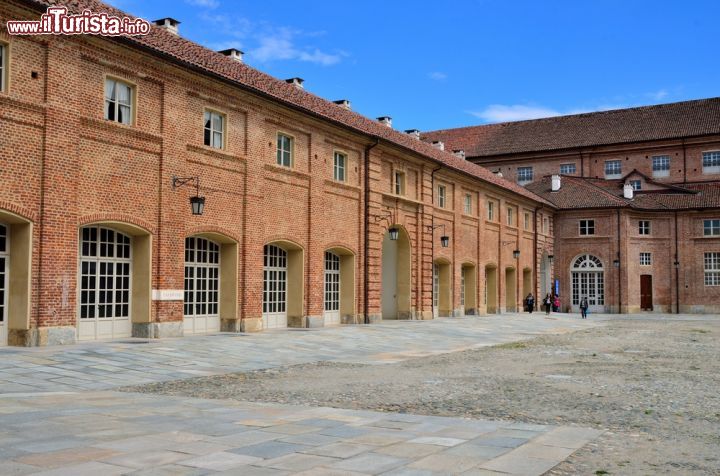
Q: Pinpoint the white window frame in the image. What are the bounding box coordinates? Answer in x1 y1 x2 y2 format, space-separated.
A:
333 151 347 182
507 207 514 226
639 252 651 266
438 185 446 208
517 166 533 184
487 201 495 221
277 132 293 167
203 109 226 149
263 245 288 318
104 77 134 125
703 151 720 174
639 220 651 235
579 219 595 236
704 252 720 286
394 171 406 196
652 155 670 178
0 223 8 326
604 160 622 178
324 252 340 312
560 163 576 175
630 180 641 191
524 212 531 230
184 237 220 318
464 193 472 214
704 219 720 236
0 42 7 93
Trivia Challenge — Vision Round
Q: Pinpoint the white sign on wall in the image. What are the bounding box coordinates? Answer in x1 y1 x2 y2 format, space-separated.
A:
151 289 184 301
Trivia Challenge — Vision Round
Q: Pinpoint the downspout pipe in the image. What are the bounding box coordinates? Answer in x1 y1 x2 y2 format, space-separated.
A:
363 139 380 324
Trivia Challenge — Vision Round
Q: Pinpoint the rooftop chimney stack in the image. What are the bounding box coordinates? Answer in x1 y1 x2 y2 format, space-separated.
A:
404 129 420 140
219 48 244 63
623 183 634 199
453 149 466 160
431 140 445 151
495 170 503 178
333 99 351 110
551 174 561 192
285 77 305 89
377 116 392 128
153 18 181 35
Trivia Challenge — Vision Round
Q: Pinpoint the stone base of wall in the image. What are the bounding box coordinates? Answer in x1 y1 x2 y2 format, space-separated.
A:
221 319 242 333
306 315 324 328
464 308 477 316
241 317 263 332
8 326 77 347
680 304 720 314
132 321 183 339
452 308 465 317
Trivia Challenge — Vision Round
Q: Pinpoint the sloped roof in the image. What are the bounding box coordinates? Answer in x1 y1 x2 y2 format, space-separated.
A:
526 175 720 211
20 0 551 206
422 98 720 158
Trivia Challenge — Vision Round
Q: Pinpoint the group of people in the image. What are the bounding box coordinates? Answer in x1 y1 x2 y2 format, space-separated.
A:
524 292 589 318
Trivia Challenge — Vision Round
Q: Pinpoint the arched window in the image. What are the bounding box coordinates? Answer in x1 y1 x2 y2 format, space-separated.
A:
184 237 220 334
571 254 604 308
263 244 287 328
572 254 604 270
79 226 132 321
0 224 7 333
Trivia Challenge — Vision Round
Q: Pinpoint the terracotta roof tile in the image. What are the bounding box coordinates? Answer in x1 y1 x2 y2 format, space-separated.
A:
23 0 551 207
422 98 720 157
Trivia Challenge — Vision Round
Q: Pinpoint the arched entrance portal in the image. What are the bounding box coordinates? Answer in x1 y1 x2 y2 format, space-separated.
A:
263 242 303 329
0 211 32 346
540 252 552 298
183 236 221 335
505 267 517 312
381 226 411 319
522 267 532 303
432 259 451 318
323 248 355 326
485 264 498 314
571 254 605 312
461 263 477 315
0 224 8 345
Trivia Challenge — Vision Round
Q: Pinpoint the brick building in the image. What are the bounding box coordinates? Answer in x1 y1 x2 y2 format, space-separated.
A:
424 101 720 314
0 0 555 346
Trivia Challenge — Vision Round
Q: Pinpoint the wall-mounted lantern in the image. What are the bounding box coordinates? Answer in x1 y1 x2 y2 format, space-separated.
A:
388 227 399 241
427 223 450 248
172 176 205 216
513 249 521 259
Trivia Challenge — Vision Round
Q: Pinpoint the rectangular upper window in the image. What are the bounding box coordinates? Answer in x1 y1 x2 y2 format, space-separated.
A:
703 151 720 174
333 151 346 182
276 133 293 167
507 207 514 226
517 166 533 184
487 201 495 221
203 110 225 149
524 212 531 230
543 217 549 234
704 219 720 236
704 252 720 286
394 171 406 196
560 163 576 175
639 220 651 235
640 252 651 266
0 43 6 93
579 219 595 235
437 185 446 208
605 160 622 178
630 179 642 191
104 78 133 125
464 193 472 214
652 155 670 177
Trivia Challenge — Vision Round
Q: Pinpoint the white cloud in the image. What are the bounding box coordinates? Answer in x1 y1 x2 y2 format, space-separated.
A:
185 0 220 9
646 89 669 101
469 104 563 122
428 72 447 81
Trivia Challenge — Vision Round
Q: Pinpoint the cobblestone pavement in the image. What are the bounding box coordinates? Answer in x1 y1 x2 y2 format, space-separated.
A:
0 314 598 394
0 314 603 475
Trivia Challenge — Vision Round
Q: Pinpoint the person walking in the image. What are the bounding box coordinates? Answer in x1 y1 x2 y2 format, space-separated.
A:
553 294 560 313
543 293 552 315
525 293 535 313
580 297 589 319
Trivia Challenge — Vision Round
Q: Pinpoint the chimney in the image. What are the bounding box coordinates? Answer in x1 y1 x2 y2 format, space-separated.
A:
153 18 180 35
551 174 561 192
404 129 420 140
431 140 445 151
496 171 504 178
219 48 244 63
377 116 392 128
453 149 466 160
333 99 351 110
623 183 634 199
285 77 304 89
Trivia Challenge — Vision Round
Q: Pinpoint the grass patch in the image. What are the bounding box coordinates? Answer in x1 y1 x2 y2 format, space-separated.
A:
689 329 710 334
494 341 529 350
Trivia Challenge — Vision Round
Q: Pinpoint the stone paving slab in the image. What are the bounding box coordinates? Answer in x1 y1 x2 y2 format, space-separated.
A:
0 391 602 475
0 314 599 394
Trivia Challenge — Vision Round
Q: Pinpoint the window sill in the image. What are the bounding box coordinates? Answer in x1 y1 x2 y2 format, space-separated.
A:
187 144 243 162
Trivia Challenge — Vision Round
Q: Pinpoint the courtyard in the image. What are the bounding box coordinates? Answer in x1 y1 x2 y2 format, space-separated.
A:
0 314 718 474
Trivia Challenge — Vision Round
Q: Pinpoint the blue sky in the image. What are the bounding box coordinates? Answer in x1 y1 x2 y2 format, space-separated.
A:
107 0 719 132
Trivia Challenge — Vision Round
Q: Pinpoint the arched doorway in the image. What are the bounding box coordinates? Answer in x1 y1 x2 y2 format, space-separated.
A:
0 211 32 346
0 223 8 345
381 226 411 319
522 267 532 304
485 264 498 314
183 236 221 335
540 251 552 298
571 254 605 312
432 259 451 318
263 242 303 328
461 263 477 315
324 248 356 326
505 266 517 312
